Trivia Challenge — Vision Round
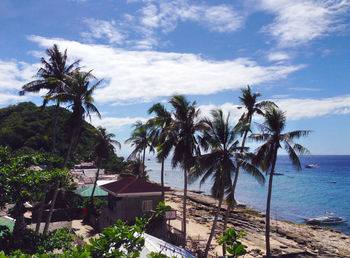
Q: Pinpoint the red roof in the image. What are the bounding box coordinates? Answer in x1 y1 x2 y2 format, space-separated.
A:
100 177 171 196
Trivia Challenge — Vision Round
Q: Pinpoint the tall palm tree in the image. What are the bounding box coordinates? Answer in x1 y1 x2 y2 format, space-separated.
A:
147 103 172 201
19 44 79 155
159 95 204 244
43 70 101 234
251 107 310 257
60 70 102 168
191 109 265 257
222 85 276 255
125 121 153 179
90 127 121 208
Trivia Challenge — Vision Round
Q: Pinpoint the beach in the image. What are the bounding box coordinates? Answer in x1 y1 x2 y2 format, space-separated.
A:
166 189 350 257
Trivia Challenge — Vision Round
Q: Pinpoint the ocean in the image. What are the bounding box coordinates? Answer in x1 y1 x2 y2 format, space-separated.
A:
146 155 350 235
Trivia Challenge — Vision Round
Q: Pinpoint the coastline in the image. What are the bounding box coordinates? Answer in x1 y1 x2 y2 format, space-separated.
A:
166 188 350 257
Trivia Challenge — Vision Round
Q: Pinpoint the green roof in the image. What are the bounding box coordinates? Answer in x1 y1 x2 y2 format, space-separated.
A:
74 185 108 197
0 217 14 233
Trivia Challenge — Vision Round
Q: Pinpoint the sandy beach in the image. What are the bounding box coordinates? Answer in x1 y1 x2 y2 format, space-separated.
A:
166 189 350 257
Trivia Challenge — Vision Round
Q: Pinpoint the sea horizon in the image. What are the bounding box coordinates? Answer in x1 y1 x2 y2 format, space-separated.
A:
146 155 350 235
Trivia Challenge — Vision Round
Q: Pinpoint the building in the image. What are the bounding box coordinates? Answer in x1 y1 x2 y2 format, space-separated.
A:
97 177 171 238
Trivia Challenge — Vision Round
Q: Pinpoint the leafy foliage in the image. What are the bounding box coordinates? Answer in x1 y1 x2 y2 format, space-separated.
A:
219 228 247 257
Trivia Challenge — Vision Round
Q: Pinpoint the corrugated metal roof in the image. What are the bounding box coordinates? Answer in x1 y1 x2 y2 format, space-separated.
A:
74 185 108 197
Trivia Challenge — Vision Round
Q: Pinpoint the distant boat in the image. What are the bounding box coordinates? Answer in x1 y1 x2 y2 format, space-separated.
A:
305 164 319 168
328 181 336 183
268 171 284 175
305 216 346 225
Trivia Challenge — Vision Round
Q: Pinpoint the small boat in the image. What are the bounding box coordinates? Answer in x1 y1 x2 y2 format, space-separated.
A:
328 181 336 183
306 216 346 225
305 164 319 168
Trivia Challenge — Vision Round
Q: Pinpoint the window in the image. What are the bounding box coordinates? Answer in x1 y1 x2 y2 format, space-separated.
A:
142 200 153 212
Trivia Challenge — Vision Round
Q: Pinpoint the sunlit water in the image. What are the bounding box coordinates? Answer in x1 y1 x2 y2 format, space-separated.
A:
146 155 350 235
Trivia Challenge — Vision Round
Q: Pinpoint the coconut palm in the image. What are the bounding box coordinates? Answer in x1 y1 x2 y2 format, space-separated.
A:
89 127 121 208
223 85 276 254
251 107 310 257
191 109 265 257
158 95 204 243
43 70 101 234
19 44 79 155
147 103 172 201
125 121 153 179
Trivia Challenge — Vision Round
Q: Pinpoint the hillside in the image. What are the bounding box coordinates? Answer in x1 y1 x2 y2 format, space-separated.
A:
0 102 98 163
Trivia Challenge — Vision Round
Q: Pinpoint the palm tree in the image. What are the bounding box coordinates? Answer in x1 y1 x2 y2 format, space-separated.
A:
191 109 265 257
43 70 101 234
251 107 310 257
89 127 120 208
147 103 172 201
19 44 79 155
125 121 153 179
222 85 276 255
159 95 204 244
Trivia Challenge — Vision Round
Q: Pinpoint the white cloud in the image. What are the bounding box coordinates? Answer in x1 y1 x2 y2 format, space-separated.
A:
260 0 350 46
288 87 321 91
198 95 350 122
29 35 303 105
81 19 125 44
91 116 148 131
0 93 27 105
268 51 290 61
0 59 39 90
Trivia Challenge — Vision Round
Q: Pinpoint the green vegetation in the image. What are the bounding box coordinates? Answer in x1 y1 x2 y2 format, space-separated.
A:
0 202 171 257
0 102 125 172
219 228 247 257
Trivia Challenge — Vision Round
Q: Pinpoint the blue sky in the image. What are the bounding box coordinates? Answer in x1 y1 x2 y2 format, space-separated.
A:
0 0 350 156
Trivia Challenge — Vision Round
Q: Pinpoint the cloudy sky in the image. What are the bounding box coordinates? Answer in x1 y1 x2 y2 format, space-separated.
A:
1 0 350 156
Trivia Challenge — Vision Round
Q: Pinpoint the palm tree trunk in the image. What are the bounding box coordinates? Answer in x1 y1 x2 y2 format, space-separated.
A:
64 131 75 168
223 128 250 255
266 148 278 257
43 182 60 234
205 193 224 257
35 196 46 232
142 147 146 179
50 102 60 156
161 159 165 202
90 159 101 208
13 203 26 236
182 168 188 246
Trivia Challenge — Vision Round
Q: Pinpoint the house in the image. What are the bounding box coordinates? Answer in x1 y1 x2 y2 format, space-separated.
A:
97 177 171 237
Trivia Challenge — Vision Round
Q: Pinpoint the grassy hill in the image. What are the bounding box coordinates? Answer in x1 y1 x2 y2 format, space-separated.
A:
0 102 97 162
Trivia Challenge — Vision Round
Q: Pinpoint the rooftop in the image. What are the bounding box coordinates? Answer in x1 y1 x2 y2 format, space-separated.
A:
100 177 171 197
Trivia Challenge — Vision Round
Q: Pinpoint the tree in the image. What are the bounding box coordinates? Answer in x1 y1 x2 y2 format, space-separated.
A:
191 109 264 257
89 127 120 209
223 85 275 255
44 70 101 233
125 121 153 179
19 44 79 155
159 95 204 243
148 103 172 201
0 147 72 235
251 107 310 257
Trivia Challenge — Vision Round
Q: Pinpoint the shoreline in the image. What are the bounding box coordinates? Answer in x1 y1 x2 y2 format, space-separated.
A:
166 188 350 257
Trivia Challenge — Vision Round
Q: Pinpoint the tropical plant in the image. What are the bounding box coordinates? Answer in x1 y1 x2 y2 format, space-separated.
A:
148 103 172 201
125 121 153 179
43 70 102 233
190 109 264 257
19 44 79 155
158 95 204 243
223 85 275 255
89 127 120 209
251 107 310 257
219 228 247 258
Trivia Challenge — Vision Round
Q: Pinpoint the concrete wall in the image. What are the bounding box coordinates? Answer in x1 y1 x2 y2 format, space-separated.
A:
98 194 163 230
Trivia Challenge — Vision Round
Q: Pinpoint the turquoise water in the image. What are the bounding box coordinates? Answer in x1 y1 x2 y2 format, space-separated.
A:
146 155 350 235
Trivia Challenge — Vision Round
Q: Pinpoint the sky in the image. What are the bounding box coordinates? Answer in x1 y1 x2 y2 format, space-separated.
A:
0 0 350 156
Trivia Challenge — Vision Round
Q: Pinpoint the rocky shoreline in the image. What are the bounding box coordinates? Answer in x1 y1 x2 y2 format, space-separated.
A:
166 189 350 257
